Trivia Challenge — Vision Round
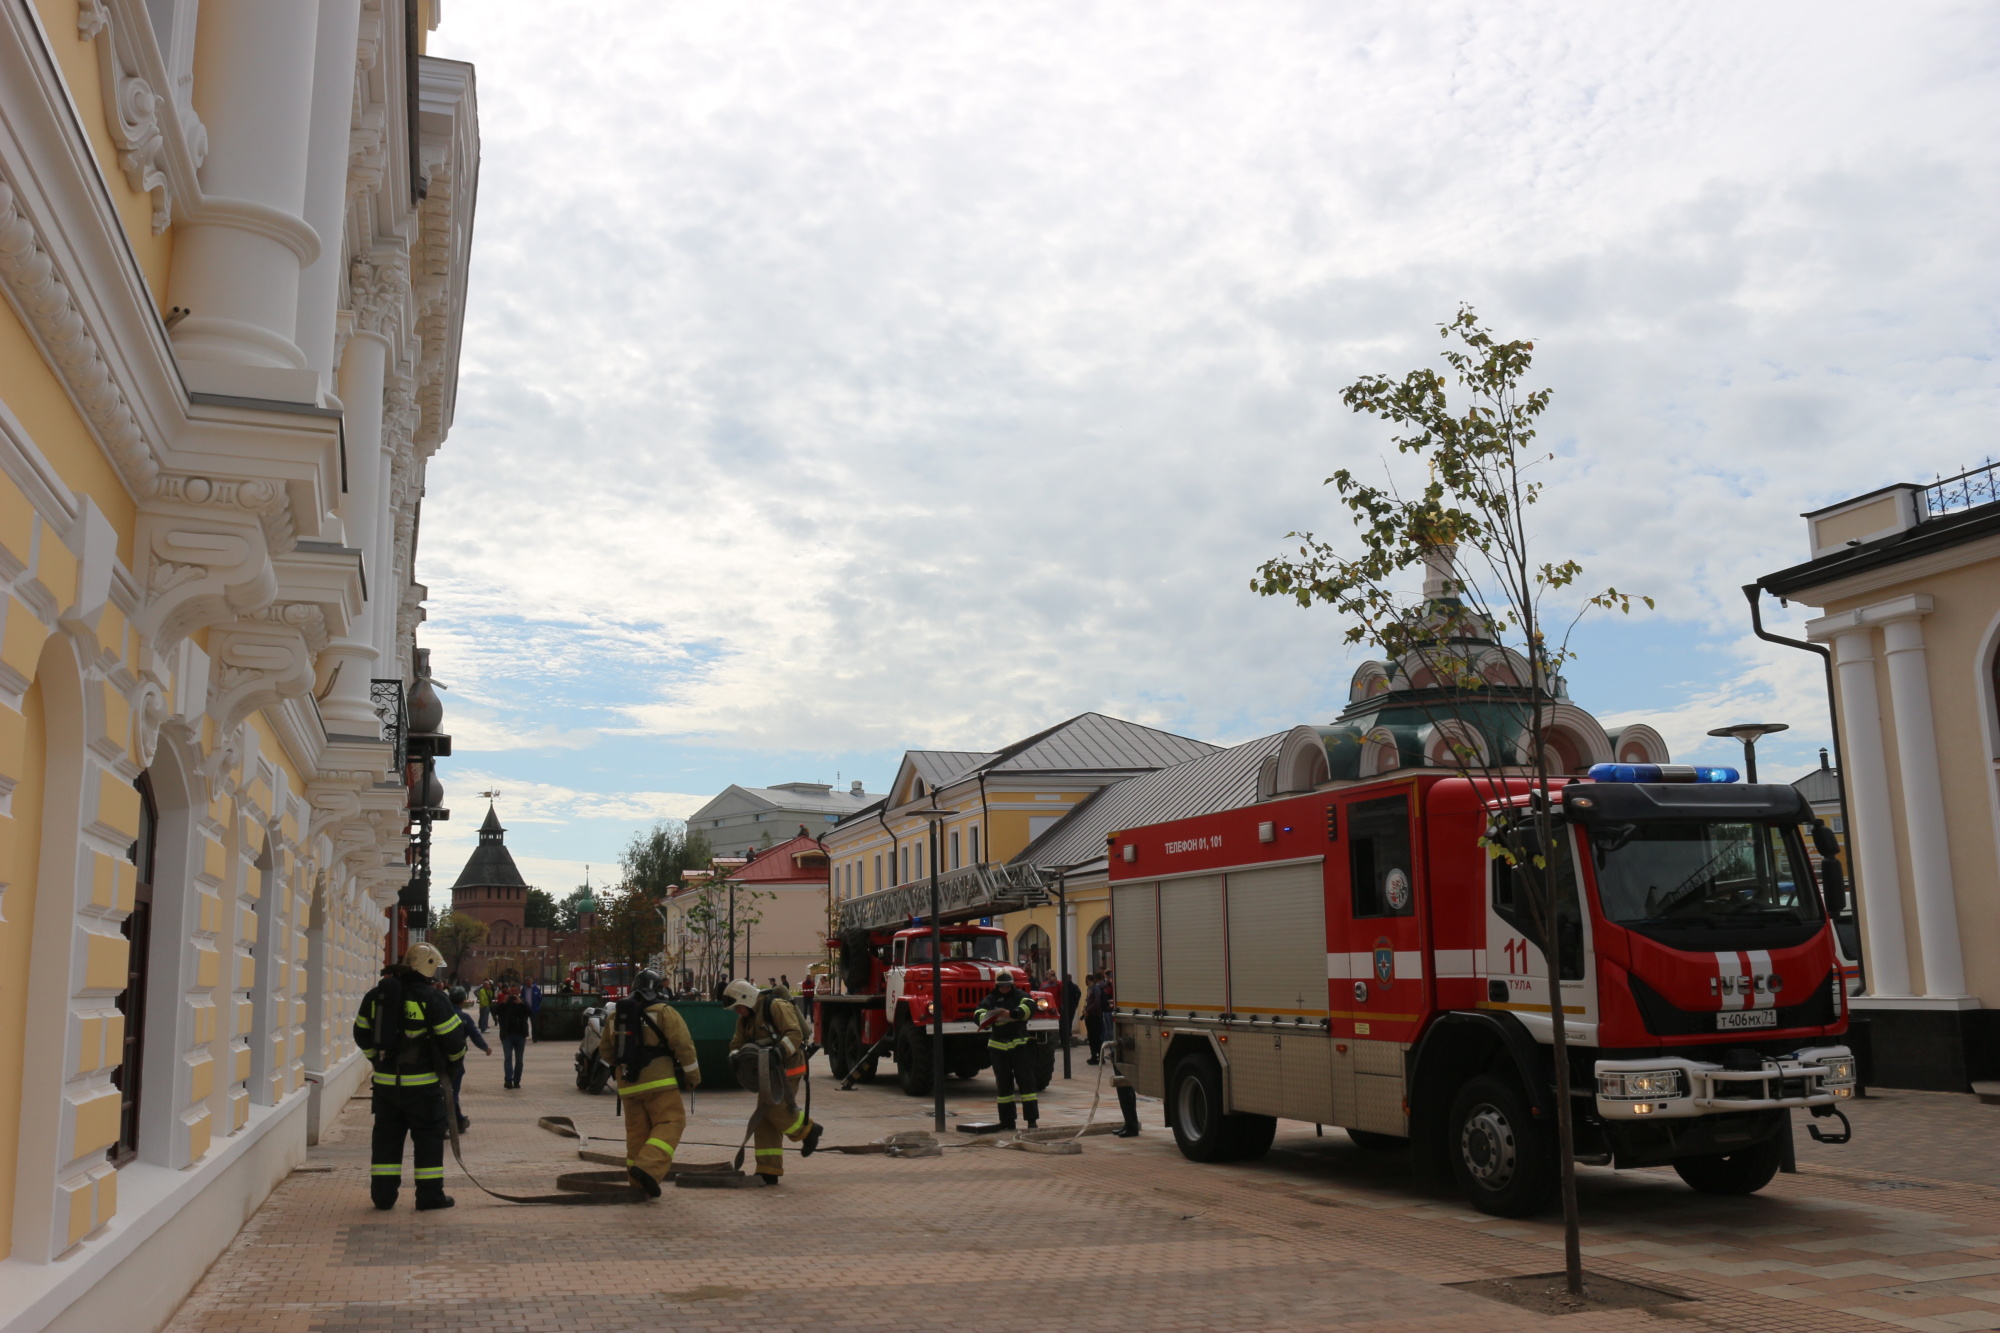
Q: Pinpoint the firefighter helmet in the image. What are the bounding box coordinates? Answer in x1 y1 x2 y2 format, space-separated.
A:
994 970 1017 986
722 978 761 1010
403 942 445 979
634 968 665 1000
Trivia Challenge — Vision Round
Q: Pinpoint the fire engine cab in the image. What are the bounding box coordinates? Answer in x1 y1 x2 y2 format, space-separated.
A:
1109 764 1857 1216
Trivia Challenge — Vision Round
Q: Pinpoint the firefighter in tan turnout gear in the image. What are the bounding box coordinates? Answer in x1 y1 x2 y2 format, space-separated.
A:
600 969 700 1198
725 979 823 1184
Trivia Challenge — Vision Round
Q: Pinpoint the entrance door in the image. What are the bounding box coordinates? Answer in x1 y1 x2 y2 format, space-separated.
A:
1484 824 1596 1038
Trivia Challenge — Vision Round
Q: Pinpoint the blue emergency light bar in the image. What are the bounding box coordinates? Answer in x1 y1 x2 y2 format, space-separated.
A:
1585 763 1739 784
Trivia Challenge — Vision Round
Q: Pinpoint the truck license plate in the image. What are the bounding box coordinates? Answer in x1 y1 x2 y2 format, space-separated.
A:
1715 1009 1777 1031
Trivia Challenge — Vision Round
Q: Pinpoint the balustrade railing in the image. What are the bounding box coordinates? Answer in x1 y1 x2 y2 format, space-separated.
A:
1917 459 1999 522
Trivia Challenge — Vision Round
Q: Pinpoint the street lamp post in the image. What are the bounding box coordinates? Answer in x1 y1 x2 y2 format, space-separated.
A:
918 805 953 1134
1706 722 1790 783
1056 872 1071 1081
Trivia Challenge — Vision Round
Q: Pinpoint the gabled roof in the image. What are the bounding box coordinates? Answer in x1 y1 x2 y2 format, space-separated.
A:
1013 732 1289 871
729 832 831 884
687 781 883 824
451 803 528 889
1792 765 1842 805
982 712 1215 773
910 751 995 789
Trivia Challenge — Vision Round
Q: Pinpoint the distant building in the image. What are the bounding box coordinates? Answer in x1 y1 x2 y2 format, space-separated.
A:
1759 463 2000 1092
687 780 882 859
664 830 834 991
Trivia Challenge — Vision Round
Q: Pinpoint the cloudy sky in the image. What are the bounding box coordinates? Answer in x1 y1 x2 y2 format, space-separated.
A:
417 2 1999 893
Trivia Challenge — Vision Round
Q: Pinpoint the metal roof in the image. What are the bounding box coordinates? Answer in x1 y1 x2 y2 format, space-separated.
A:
1792 765 1842 805
689 782 884 822
1012 731 1289 870
981 712 1216 774
908 751 995 790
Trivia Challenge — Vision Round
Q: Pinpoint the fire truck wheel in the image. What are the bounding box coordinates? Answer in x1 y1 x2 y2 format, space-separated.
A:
825 1012 855 1080
895 1017 935 1098
1671 1137 1783 1196
1028 1040 1056 1092
1448 1075 1556 1218
1168 1054 1275 1163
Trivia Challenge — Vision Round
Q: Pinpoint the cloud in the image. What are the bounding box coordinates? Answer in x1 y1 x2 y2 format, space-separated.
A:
419 0 2000 806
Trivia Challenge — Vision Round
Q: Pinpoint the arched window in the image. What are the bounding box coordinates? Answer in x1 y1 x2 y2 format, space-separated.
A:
1015 924 1051 979
112 774 157 1165
1087 917 1112 976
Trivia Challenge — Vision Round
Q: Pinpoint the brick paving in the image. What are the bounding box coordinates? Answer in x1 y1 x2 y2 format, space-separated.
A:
163 1036 2000 1332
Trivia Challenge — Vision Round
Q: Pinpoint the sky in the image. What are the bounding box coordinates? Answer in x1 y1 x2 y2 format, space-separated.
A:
416 1 2000 897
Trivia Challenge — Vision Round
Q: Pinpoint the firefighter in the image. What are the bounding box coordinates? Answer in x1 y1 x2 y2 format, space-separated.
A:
353 943 467 1210
599 968 700 1198
724 978 823 1184
975 971 1039 1130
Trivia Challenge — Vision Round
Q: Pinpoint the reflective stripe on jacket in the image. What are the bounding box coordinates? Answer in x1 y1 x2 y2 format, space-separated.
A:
974 986 1037 1050
601 1001 700 1095
354 978 467 1087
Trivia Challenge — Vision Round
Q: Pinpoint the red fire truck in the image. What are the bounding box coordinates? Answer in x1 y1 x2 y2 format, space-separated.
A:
815 864 1061 1096
567 962 632 999
1108 766 1858 1216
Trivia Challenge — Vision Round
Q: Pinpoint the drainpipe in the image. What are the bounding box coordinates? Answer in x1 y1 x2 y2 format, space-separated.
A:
877 805 899 888
1742 584 1859 926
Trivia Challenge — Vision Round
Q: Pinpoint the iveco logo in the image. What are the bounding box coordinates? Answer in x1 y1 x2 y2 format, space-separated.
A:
1711 974 1783 995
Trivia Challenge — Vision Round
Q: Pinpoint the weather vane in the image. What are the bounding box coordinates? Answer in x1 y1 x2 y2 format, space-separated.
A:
480 789 501 801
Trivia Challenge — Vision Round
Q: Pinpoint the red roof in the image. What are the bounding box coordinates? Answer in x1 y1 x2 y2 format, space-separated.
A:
728 833 830 885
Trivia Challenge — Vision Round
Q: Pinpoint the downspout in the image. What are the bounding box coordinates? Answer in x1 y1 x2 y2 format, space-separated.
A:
877 805 900 888
977 772 991 866
1742 584 1859 923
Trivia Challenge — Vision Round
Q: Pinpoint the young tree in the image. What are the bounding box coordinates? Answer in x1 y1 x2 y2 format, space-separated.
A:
620 822 714 896
429 911 489 983
1252 307 1647 1297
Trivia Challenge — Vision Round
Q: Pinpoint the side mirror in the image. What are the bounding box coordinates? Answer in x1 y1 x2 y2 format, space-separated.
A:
1819 858 1848 916
1811 823 1842 860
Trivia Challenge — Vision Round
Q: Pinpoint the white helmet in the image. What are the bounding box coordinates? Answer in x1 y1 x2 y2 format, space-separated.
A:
722 978 761 1010
403 942 445 979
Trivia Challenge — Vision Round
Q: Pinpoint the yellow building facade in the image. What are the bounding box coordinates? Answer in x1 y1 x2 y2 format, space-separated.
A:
823 714 1218 988
0 3 476 1328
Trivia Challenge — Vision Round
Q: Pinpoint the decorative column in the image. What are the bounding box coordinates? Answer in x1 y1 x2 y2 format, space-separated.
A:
293 0 365 390
1879 613 1969 997
323 309 391 735
167 0 323 396
1831 630 1914 996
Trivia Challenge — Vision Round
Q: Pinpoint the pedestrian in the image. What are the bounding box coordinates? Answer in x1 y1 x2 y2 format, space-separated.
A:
354 943 466 1210
526 978 543 1042
446 986 492 1129
799 972 817 1024
493 986 531 1088
475 981 492 1032
974 971 1038 1131
601 969 699 1198
1110 1036 1141 1138
1083 972 1106 1064
1061 972 1082 1047
724 979 823 1184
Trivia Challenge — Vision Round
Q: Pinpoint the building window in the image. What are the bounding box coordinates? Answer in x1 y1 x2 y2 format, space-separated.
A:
113 774 159 1165
970 825 980 864
1015 924 1051 979
915 839 924 876
873 854 882 891
900 845 908 883
950 830 961 869
1088 916 1113 976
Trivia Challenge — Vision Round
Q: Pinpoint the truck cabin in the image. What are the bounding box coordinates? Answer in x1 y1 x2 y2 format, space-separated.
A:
890 926 1010 967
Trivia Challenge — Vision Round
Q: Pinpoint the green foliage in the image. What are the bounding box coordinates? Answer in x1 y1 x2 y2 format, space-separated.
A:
522 886 558 929
620 821 714 896
429 911 488 977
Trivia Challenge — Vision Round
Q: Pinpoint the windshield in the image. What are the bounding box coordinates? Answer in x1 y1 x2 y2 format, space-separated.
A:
906 935 1006 964
1591 821 1821 930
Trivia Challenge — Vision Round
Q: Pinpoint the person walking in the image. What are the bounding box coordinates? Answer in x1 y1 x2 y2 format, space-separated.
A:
354 944 467 1210
975 971 1039 1130
724 978 823 1184
493 986 532 1088
526 979 543 1042
1060 972 1082 1048
475 981 493 1032
446 986 492 1130
601 969 699 1197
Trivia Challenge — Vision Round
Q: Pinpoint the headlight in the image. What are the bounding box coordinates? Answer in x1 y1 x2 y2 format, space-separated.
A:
1598 1069 1688 1100
1036 997 1051 1010
1817 1055 1857 1087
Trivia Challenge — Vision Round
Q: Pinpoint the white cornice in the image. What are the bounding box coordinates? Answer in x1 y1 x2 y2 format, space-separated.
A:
1776 531 2000 610
1806 593 1935 643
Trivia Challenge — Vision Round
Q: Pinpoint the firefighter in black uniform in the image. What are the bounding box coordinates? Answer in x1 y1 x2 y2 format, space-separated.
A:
974 971 1039 1130
354 943 468 1210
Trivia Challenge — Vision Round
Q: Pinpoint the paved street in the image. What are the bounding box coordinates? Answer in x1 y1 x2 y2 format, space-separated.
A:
164 1037 2000 1333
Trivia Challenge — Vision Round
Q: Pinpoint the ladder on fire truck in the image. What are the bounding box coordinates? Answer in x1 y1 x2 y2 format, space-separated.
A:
835 862 1055 934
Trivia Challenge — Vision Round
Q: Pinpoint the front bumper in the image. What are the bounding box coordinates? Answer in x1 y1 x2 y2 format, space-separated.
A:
1595 1045 1856 1119
929 1019 1062 1035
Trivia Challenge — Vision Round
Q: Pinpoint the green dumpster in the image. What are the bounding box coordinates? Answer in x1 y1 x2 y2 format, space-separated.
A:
666 1000 743 1089
532 992 595 1043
